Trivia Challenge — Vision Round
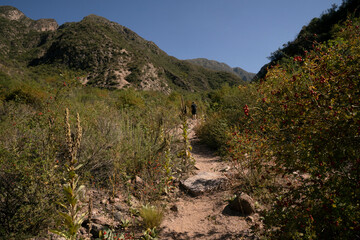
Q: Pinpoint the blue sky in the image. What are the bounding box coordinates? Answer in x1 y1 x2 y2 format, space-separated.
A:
1 0 343 73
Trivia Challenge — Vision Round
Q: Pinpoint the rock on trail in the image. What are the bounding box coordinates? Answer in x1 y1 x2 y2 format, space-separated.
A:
160 119 258 240
181 171 227 196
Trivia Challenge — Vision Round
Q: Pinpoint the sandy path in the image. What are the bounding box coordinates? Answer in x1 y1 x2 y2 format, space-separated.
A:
160 119 252 240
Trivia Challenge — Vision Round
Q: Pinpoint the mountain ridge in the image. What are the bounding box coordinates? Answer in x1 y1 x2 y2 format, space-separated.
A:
0 6 246 93
186 58 255 82
0 5 58 31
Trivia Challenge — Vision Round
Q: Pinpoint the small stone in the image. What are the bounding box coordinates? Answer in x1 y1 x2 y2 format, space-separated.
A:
135 175 144 185
229 192 256 216
170 204 178 212
253 222 264 231
220 166 231 172
101 199 108 205
115 203 125 211
113 212 123 222
90 223 105 238
92 215 110 226
245 216 255 223
79 226 87 235
129 196 140 207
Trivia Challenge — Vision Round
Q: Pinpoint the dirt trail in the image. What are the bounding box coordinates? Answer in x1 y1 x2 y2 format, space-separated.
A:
160 119 252 240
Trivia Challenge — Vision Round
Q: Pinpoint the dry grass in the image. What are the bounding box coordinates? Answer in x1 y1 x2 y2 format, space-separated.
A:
139 204 164 229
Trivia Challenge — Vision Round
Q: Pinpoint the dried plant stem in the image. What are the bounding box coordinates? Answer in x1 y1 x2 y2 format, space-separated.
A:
87 196 93 239
51 108 86 240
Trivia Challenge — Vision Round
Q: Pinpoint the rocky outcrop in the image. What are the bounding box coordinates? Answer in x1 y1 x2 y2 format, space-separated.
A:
31 19 58 32
139 63 170 93
0 6 26 21
0 6 58 32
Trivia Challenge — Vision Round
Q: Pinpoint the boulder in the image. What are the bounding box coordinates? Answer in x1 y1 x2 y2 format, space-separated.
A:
229 192 256 215
181 172 227 196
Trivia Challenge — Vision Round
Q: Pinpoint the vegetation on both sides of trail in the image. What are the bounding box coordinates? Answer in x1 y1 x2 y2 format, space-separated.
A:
1 9 360 240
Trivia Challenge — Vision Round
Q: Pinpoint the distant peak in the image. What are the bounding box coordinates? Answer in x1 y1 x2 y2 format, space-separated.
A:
186 58 255 81
82 14 111 23
0 6 58 31
0 6 26 21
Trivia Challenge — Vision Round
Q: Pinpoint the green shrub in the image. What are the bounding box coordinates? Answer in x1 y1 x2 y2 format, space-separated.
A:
196 84 257 153
227 18 360 239
5 87 47 107
116 88 145 109
197 113 229 150
0 103 62 238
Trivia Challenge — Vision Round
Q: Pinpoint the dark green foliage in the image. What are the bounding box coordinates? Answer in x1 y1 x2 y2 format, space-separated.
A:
196 84 256 154
186 58 256 81
0 103 63 239
196 114 229 150
5 88 44 106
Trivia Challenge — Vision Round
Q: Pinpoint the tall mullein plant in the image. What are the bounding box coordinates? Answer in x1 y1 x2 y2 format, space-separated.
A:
177 97 195 174
51 108 86 240
179 112 195 174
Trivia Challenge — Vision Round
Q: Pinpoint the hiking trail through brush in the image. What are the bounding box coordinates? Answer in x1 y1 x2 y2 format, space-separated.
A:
160 119 258 240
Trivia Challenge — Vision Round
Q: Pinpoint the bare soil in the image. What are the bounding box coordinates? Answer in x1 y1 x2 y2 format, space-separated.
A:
159 119 256 240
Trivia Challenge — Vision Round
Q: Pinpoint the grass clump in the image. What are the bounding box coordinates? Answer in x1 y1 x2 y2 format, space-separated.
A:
139 204 164 229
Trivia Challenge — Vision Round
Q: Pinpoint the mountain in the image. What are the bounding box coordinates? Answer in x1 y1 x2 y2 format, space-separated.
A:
186 58 255 82
0 6 245 93
254 0 360 81
0 6 58 60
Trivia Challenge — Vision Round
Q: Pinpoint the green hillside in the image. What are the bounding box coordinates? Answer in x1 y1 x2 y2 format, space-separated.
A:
0 6 244 93
186 58 255 81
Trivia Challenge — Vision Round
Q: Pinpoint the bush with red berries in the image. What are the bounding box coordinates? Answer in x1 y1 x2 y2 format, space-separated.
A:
228 18 360 239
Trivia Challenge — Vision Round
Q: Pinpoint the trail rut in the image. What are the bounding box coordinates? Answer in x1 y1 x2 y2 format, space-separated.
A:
160 119 254 240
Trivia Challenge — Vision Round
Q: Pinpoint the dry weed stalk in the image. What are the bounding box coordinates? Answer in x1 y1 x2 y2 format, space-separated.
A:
51 108 86 240
64 108 82 163
87 196 93 240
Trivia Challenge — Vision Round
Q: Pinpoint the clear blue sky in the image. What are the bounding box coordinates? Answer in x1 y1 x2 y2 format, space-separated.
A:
1 0 343 73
